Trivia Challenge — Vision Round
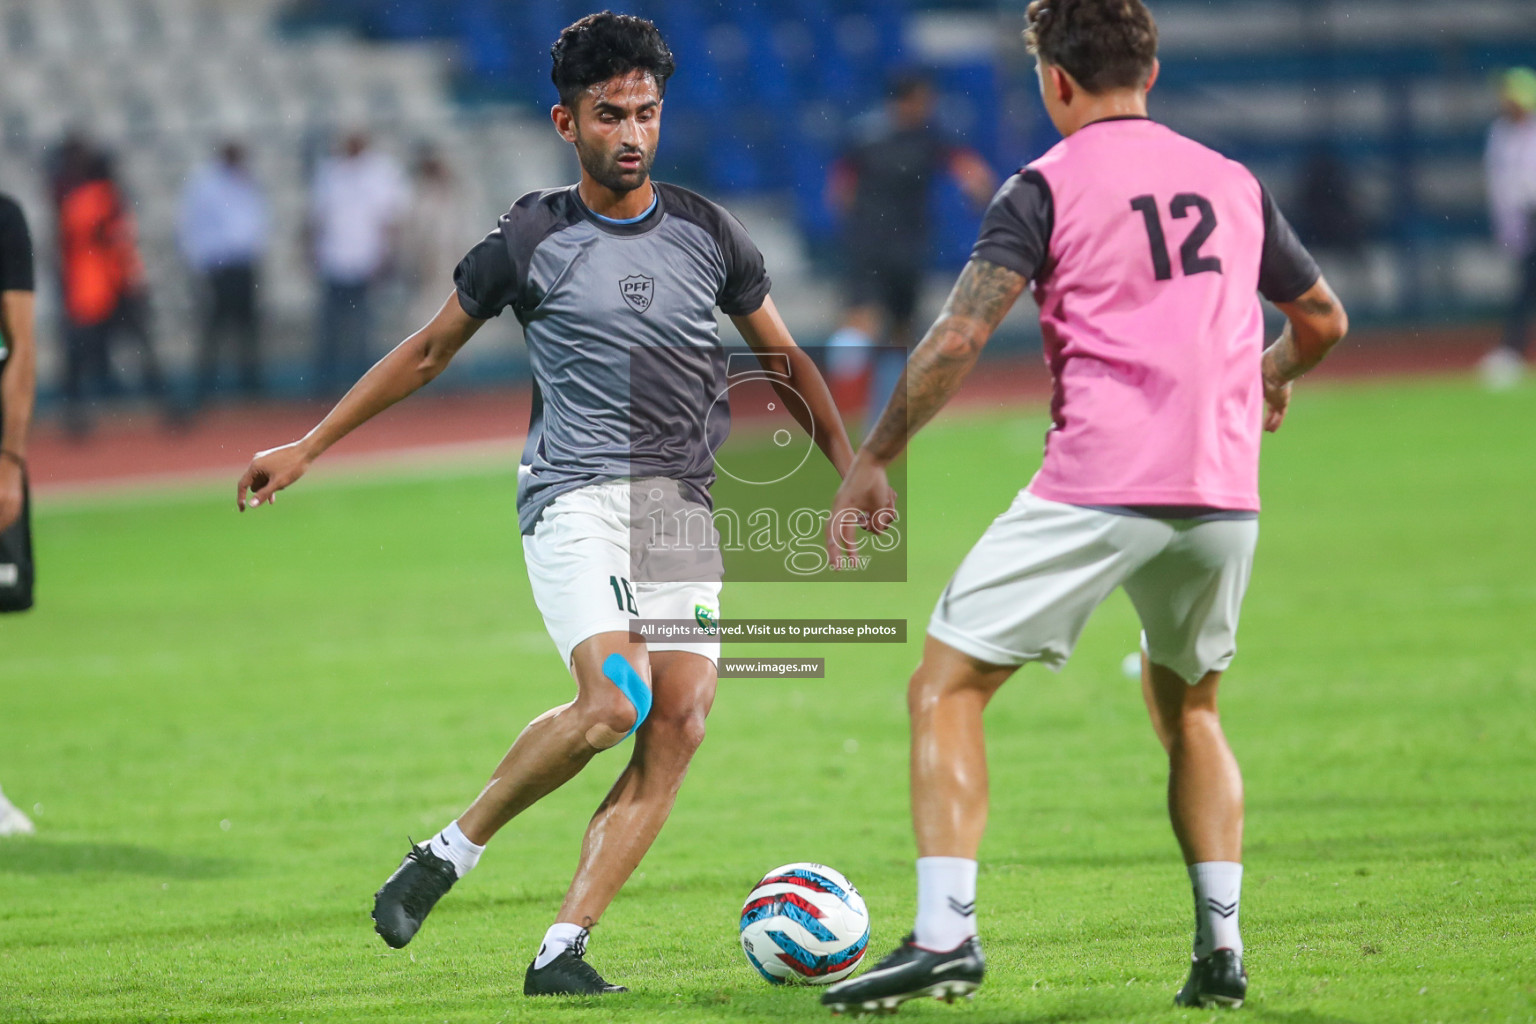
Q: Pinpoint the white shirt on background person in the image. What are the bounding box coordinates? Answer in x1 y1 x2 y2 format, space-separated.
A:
178 161 269 272
309 148 409 283
1486 113 1536 255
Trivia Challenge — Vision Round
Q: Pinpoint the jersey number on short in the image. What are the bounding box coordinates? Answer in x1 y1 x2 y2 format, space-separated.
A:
609 575 638 615
1129 193 1223 281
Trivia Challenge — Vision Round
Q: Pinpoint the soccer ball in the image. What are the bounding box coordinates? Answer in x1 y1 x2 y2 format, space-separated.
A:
739 862 870 984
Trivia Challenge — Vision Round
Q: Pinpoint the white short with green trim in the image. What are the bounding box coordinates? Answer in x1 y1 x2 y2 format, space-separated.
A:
523 479 722 669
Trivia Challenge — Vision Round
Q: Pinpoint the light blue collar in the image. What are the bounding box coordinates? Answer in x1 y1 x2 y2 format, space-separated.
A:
589 191 659 225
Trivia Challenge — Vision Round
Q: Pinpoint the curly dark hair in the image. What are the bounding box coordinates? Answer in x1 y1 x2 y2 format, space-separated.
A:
550 11 676 110
1024 0 1158 95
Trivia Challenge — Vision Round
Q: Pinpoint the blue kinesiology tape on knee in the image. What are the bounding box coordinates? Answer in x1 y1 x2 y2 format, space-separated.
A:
602 653 652 737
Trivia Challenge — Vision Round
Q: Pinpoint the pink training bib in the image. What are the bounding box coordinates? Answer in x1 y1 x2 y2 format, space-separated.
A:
1025 119 1269 511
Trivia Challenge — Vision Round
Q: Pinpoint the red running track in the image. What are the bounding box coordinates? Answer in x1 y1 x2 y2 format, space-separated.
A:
26 325 1493 497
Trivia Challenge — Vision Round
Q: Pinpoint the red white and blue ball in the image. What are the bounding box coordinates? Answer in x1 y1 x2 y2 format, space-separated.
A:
739 862 870 984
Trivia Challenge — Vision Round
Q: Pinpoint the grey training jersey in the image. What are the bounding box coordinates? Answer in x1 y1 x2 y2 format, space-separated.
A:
454 183 771 535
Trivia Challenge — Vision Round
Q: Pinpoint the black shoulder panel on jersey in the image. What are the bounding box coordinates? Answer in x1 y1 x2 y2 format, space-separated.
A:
969 169 1054 283
655 182 772 316
1256 181 1322 304
0 193 35 293
454 187 580 320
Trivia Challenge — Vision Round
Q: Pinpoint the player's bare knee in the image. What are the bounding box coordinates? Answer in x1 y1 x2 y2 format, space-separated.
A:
907 664 986 717
1166 704 1221 748
906 656 953 709
908 680 966 720
651 707 707 754
907 675 940 719
680 710 708 752
575 652 652 750
581 693 639 750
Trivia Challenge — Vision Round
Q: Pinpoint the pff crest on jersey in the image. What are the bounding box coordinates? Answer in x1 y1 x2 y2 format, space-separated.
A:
619 274 654 313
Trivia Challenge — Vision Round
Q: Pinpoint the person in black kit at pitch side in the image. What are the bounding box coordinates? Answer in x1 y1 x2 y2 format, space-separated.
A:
0 192 39 834
825 72 995 431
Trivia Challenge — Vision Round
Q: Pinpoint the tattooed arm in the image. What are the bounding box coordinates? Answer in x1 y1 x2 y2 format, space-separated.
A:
1261 276 1349 432
864 257 1028 464
826 257 1026 565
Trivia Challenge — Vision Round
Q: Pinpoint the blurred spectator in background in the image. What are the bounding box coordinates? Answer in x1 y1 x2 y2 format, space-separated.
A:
47 132 94 212
824 72 996 431
1481 67 1536 391
308 132 408 397
1294 145 1365 256
400 146 472 332
57 149 173 437
178 141 269 411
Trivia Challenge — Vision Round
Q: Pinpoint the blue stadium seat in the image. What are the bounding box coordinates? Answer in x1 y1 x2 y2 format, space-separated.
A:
299 0 1001 268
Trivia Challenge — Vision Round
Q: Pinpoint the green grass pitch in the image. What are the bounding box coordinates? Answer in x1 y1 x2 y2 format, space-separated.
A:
2 376 1533 1023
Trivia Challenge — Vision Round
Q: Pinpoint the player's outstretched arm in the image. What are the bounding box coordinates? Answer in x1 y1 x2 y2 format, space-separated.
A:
1262 276 1349 433
731 295 858 479
865 257 1024 464
236 292 485 511
827 257 1025 564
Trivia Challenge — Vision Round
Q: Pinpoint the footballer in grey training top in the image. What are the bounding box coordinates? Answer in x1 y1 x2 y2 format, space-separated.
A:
454 181 770 534
237 10 875 997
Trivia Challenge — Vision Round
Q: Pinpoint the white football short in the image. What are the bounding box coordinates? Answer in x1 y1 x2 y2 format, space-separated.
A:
927 491 1257 684
522 478 722 669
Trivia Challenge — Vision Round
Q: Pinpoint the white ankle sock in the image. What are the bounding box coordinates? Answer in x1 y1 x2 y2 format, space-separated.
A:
1189 861 1243 958
533 922 587 970
426 821 484 879
912 856 978 951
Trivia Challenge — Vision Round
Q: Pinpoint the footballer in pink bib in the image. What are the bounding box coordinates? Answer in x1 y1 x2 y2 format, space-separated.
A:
973 118 1319 511
825 0 1349 1015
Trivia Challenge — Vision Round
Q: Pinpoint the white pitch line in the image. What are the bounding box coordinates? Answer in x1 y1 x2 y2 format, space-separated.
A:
36 435 526 513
